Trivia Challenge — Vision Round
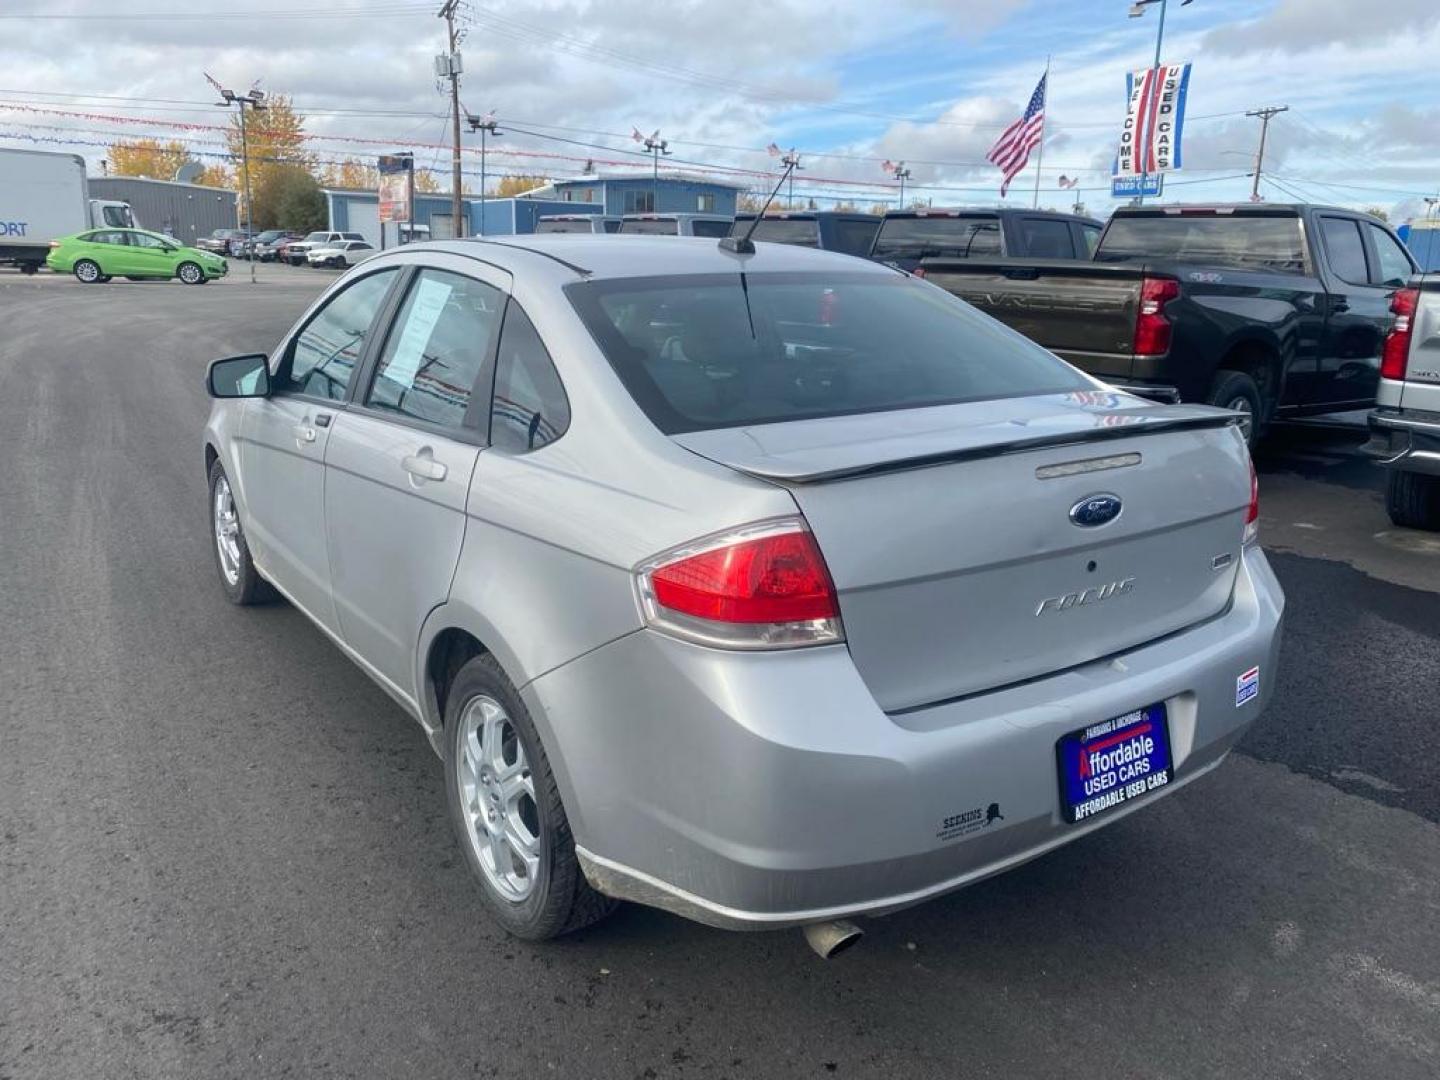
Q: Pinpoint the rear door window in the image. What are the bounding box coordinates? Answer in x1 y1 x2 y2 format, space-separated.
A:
489 303 571 452
567 272 1090 434
1320 216 1369 286
1077 223 1103 257
1098 214 1307 272
1367 224 1415 287
366 269 503 430
1017 217 1076 258
832 219 881 256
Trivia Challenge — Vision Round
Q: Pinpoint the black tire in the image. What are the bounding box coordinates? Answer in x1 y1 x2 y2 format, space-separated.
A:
207 459 274 605
73 259 102 284
19 262 39 275
1385 470 1440 531
1206 369 1264 445
443 654 618 940
177 261 206 286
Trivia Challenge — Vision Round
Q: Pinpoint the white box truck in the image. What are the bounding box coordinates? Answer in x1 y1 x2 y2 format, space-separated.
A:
1 148 137 273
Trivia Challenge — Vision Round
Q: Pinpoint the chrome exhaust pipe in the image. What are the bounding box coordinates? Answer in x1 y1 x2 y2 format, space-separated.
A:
802 919 864 959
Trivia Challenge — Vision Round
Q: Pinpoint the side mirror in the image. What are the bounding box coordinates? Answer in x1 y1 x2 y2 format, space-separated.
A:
207 353 271 398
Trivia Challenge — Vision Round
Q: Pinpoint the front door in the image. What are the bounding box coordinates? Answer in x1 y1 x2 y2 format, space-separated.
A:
323 263 506 697
125 230 179 277
239 268 402 634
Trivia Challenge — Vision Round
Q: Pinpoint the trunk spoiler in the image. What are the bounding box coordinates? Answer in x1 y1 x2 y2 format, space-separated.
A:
674 401 1240 484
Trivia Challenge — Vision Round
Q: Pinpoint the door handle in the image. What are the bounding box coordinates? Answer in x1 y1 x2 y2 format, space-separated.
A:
292 422 317 443
402 451 448 482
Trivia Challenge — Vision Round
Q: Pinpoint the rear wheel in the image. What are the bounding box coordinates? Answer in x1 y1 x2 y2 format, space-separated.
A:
1206 370 1263 445
19 262 39 275
1385 470 1440 531
177 261 205 285
443 654 618 940
73 259 102 284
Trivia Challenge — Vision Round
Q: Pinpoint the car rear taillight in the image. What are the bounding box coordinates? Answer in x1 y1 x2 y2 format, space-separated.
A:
1133 276 1180 357
637 520 844 649
1244 457 1260 547
1381 287 1419 381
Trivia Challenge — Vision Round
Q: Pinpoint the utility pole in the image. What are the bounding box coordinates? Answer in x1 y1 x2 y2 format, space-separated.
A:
642 131 670 211
1246 105 1289 202
207 74 265 285
437 0 464 237
467 112 501 235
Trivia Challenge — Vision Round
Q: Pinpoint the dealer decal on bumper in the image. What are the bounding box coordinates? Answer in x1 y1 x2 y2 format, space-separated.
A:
1236 666 1260 707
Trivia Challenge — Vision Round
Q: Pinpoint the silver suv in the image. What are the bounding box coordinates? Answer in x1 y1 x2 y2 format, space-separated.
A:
203 237 1283 942
1366 277 1440 529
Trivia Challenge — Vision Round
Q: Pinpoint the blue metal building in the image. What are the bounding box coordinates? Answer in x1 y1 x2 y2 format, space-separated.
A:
323 188 600 245
530 172 745 217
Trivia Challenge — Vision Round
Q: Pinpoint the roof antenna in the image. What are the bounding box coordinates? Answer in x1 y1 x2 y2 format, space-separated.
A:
720 150 800 255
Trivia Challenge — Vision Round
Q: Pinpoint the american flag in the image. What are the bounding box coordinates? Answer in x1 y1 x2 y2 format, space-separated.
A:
986 73 1046 197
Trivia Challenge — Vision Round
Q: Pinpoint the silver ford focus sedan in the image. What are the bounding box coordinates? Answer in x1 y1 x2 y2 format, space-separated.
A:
203 236 1283 944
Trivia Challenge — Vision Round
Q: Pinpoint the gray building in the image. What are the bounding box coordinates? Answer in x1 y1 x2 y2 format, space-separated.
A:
88 177 237 244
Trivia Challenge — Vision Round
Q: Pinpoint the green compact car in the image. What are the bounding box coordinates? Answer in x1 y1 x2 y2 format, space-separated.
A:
46 228 228 285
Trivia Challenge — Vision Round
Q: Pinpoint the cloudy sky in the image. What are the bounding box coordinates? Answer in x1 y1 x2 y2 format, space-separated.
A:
2 0 1438 219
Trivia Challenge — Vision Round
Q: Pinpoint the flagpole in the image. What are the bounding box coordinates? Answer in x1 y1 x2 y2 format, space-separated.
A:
1031 56 1050 210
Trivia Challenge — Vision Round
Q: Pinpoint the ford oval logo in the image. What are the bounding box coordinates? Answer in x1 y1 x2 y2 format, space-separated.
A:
1070 493 1123 527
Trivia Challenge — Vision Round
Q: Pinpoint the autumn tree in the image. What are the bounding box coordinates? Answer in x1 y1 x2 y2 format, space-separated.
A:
321 158 379 190
413 169 440 193
106 138 197 180
225 95 312 222
492 174 548 197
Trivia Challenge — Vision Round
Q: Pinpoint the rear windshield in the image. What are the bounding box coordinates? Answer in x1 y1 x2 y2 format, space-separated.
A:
731 218 821 247
567 272 1090 434
870 216 1002 260
1097 214 1307 273
537 220 595 233
621 219 679 236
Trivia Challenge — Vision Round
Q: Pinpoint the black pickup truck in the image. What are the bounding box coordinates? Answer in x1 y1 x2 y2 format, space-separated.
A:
920 204 1419 439
870 207 1104 273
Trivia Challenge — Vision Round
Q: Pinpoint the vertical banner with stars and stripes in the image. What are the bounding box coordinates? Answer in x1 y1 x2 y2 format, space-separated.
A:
1117 62 1192 175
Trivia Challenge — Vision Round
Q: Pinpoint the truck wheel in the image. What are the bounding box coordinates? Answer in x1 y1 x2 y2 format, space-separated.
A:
1207 370 1263 445
73 259 102 284
1385 470 1440 531
443 653 619 940
19 263 39 275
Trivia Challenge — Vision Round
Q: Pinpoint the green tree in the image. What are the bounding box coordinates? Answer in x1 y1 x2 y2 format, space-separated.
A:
261 167 327 232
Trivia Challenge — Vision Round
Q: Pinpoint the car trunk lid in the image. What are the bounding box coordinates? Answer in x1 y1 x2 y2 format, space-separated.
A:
674 393 1250 712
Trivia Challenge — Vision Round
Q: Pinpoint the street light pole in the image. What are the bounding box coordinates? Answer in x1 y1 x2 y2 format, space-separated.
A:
642 132 670 212
1127 0 1191 205
468 113 501 235
208 76 265 285
896 165 911 208
781 149 802 209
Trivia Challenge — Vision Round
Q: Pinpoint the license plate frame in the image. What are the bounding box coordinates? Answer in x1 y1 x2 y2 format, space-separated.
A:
1056 704 1172 824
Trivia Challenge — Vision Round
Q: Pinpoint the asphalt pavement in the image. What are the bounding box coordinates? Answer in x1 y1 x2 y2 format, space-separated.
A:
2 265 1438 1080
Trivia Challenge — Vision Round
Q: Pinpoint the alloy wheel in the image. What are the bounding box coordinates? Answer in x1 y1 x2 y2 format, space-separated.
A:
1225 394 1255 441
75 261 100 283
456 694 541 902
179 263 203 285
213 476 242 586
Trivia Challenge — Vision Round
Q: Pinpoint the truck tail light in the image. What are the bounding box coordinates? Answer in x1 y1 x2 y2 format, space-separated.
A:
1243 457 1260 547
1133 276 1180 357
48 240 61 249
637 520 844 649
1381 287 1419 381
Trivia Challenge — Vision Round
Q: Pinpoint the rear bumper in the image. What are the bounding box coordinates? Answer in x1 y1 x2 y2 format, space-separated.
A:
1363 407 1440 476
527 547 1285 930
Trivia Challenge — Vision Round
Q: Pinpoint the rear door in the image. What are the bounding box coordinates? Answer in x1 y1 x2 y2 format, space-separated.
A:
239 267 402 633
322 261 506 696
1315 213 1392 407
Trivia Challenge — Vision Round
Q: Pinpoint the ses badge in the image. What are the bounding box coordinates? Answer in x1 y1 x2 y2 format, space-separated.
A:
1236 666 1260 706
